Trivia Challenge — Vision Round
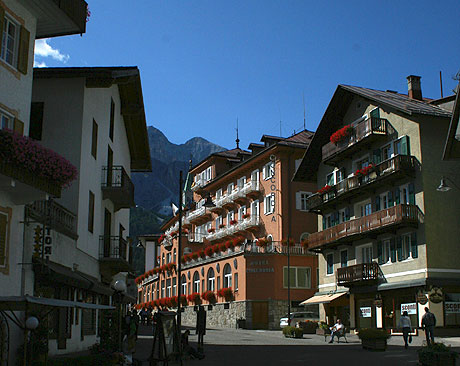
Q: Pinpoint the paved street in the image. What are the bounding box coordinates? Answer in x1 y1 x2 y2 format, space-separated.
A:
133 324 460 366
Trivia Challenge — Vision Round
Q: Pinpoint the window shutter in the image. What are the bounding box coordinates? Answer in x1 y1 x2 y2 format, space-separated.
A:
396 236 402 261
13 118 24 135
0 213 7 266
374 196 380 212
262 165 266 180
408 183 415 205
17 25 30 75
377 241 383 265
322 217 326 230
345 206 350 221
390 238 396 263
295 192 301 210
394 188 400 205
388 190 394 207
370 108 380 119
411 232 418 258
29 102 44 140
400 136 410 156
0 7 5 55
373 149 381 165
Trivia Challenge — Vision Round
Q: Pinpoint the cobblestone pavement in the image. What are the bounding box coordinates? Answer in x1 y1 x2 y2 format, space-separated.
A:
133 324 460 366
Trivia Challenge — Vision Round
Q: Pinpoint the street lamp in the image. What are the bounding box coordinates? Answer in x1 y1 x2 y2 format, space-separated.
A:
113 279 127 351
437 177 460 192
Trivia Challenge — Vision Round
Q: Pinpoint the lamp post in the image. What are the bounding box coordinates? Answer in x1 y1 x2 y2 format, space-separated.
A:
113 279 127 352
437 176 460 192
177 171 183 332
23 316 39 366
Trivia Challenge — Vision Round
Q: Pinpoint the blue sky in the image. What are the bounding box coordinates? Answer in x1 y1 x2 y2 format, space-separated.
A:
35 0 460 150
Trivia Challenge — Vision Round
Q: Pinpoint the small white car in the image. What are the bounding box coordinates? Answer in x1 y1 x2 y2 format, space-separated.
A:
279 311 319 328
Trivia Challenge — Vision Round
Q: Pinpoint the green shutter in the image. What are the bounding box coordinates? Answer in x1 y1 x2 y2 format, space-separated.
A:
388 191 394 207
370 108 380 119
375 196 380 212
377 241 383 264
394 188 400 205
390 238 396 263
0 213 6 266
408 183 415 205
17 25 30 75
400 136 410 156
0 7 5 56
411 232 418 258
373 149 382 165
322 217 326 230
396 236 402 261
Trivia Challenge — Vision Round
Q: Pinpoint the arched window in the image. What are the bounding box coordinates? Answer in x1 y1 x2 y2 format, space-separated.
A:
167 253 171 264
173 248 177 263
207 268 215 291
162 253 165 265
181 274 187 296
300 232 310 243
193 271 200 293
267 235 273 251
223 263 232 288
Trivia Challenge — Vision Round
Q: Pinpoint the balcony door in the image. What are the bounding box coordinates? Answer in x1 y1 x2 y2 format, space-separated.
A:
103 209 111 257
356 244 373 264
107 146 113 187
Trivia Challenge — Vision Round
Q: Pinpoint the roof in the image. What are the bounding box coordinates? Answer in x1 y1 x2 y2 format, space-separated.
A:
294 84 453 182
33 67 152 172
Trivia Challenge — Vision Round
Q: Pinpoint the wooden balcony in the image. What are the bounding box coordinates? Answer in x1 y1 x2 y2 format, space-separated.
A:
101 166 135 211
307 155 416 212
322 117 389 165
306 204 421 251
26 199 78 239
337 263 381 287
99 236 131 280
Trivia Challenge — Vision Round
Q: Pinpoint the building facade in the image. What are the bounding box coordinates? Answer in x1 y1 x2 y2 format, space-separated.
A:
0 1 88 363
294 76 460 335
137 131 319 329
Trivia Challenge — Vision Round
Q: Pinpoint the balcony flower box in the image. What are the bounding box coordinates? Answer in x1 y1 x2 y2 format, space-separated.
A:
358 328 390 351
201 291 217 305
199 250 206 259
355 164 374 177
217 287 234 302
281 238 295 246
204 246 214 257
187 293 201 305
256 237 268 247
418 343 458 366
219 224 226 229
208 228 215 233
230 219 238 226
317 185 332 195
225 240 235 250
330 124 353 144
242 213 250 219
219 243 227 252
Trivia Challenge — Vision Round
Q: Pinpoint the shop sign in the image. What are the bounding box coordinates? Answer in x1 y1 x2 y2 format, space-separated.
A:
445 302 460 314
428 287 443 304
360 307 372 318
401 302 417 315
417 292 428 305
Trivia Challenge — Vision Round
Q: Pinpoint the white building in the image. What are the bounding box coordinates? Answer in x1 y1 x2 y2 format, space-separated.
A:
0 0 88 363
22 66 151 355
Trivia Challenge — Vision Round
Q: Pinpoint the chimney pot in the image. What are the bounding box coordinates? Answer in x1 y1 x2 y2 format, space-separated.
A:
407 75 422 100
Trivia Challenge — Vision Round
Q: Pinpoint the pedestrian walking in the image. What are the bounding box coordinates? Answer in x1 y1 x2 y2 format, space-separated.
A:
196 305 206 352
398 311 412 349
421 307 436 346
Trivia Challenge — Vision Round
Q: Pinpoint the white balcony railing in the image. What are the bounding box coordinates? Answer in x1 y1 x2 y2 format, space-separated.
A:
237 215 260 231
186 206 206 222
241 181 260 195
191 179 206 191
215 195 226 207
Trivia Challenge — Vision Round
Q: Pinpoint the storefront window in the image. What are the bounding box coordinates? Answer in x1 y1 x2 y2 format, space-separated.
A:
445 293 460 326
357 299 374 329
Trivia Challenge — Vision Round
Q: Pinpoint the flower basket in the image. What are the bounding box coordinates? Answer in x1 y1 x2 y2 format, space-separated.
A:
256 238 268 247
204 246 214 257
230 219 238 226
179 295 187 306
212 244 220 254
191 252 199 260
355 164 374 177
217 287 234 302
208 228 215 233
282 326 303 339
199 250 206 259
201 291 217 305
330 124 353 144
225 240 234 250
242 213 250 219
233 237 244 247
219 243 227 252
358 328 390 351
187 293 201 305
418 343 458 366
219 224 226 229
317 185 332 195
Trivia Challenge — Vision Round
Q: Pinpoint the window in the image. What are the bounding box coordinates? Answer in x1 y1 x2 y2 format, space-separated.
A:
167 253 171 264
0 109 13 130
251 200 259 217
173 248 176 263
251 169 259 184
0 208 11 269
161 280 165 298
88 191 94 233
207 268 215 291
262 161 275 180
326 253 334 275
227 183 234 195
109 98 115 141
378 238 396 265
357 244 373 264
326 168 345 186
300 232 310 243
181 275 187 296
193 272 200 293
382 143 393 161
340 250 348 268
234 273 238 291
296 191 311 211
172 278 176 296
166 279 171 297
227 211 234 224
264 194 275 215
238 206 246 221
445 293 460 326
1 14 18 66
91 119 98 159
237 176 246 190
223 264 232 288
397 232 418 261
216 216 222 229
283 266 311 289
394 136 410 156
216 189 222 200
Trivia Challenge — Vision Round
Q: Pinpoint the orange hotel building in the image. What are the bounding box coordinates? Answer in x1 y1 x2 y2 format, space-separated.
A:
137 131 318 329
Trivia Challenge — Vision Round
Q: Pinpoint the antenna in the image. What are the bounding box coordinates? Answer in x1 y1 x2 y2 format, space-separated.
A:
303 92 306 130
236 118 240 149
278 105 282 137
440 71 443 98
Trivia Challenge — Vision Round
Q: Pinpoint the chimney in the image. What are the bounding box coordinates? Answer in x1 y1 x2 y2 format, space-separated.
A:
407 75 422 100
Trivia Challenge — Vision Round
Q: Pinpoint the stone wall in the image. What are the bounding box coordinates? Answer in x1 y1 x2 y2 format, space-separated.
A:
180 301 247 329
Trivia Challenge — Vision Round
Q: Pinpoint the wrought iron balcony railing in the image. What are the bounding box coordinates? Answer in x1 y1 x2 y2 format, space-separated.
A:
99 236 128 261
101 166 135 210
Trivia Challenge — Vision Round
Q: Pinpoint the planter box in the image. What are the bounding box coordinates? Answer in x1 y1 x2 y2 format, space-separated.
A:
419 352 457 366
361 338 387 351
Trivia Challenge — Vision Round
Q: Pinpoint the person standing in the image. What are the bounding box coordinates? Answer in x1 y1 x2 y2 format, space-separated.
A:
398 311 412 349
421 307 436 346
196 305 207 351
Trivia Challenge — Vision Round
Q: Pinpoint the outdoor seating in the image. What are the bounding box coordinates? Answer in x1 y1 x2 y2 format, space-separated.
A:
324 327 348 343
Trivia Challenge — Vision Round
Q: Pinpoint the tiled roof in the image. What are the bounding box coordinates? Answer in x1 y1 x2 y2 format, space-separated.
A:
284 130 315 144
214 148 250 158
341 85 452 118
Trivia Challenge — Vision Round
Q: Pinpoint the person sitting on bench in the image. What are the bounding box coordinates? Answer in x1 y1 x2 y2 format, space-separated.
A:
329 319 344 343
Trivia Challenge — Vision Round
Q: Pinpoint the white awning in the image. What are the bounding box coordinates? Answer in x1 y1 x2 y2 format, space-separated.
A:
300 292 347 305
0 295 115 311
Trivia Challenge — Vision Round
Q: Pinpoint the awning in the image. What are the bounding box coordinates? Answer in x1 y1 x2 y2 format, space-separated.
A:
0 295 115 312
300 292 347 305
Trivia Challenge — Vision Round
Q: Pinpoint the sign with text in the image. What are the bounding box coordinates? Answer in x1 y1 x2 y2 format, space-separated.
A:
401 302 417 315
360 307 372 318
445 302 460 314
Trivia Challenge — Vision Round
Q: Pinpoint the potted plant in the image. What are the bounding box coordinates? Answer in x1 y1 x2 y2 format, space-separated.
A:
242 213 250 219
201 291 217 305
297 320 319 334
317 184 332 195
418 343 458 366
316 321 329 336
330 124 353 144
282 326 303 339
230 219 238 226
358 328 390 351
187 293 201 305
256 237 268 247
217 287 234 302
204 246 214 257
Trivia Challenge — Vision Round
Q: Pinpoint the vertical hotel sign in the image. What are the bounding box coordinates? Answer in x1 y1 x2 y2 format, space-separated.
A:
269 155 276 222
33 225 53 260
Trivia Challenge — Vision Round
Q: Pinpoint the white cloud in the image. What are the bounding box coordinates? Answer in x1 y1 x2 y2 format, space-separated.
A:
34 60 47 68
34 39 70 64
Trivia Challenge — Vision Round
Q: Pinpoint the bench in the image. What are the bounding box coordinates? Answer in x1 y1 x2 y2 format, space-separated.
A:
324 327 348 343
